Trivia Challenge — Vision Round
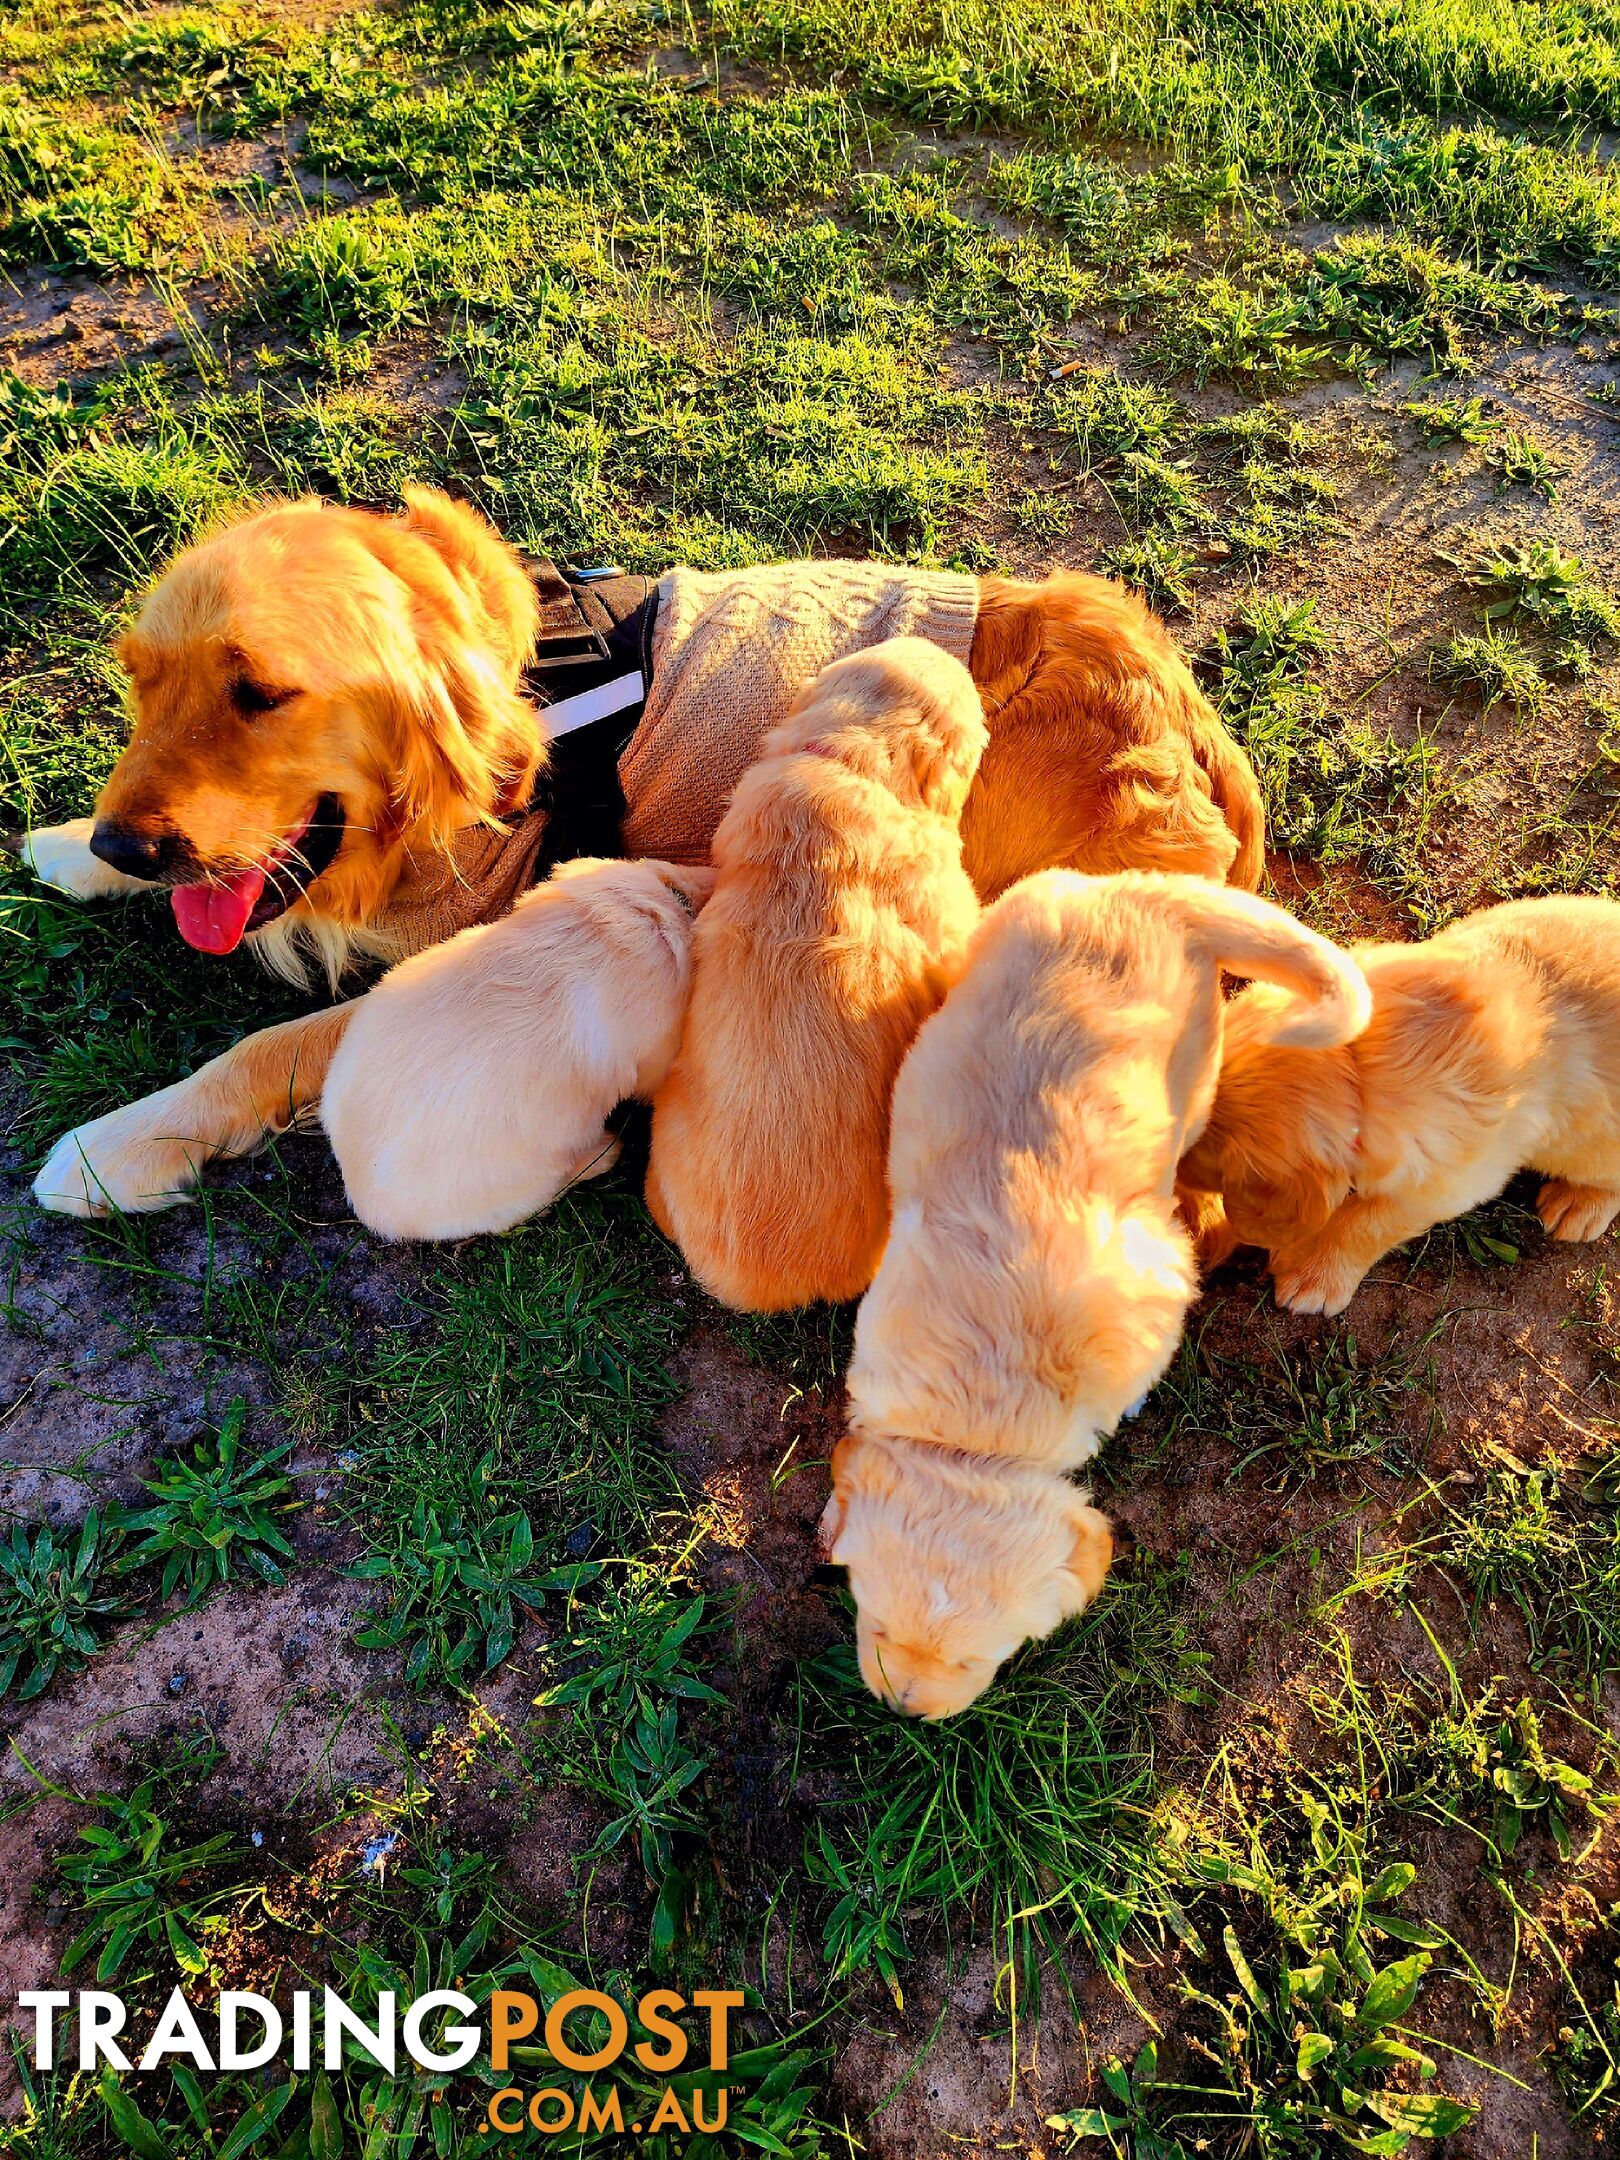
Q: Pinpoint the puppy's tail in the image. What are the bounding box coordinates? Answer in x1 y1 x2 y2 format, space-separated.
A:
1176 883 1371 1049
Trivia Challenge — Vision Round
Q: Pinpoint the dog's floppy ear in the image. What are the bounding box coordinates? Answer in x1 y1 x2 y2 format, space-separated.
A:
399 487 541 682
1058 1499 1114 1617
819 1436 859 1556
904 681 988 820
359 499 549 843
1183 1047 1356 1244
818 1487 848 1557
363 634 545 847
1175 1181 1239 1270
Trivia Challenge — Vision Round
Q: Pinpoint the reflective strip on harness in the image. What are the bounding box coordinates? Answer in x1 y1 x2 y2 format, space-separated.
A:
540 669 645 740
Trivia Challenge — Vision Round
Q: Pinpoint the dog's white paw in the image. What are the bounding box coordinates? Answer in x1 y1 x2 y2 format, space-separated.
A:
34 1092 205 1217
21 819 148 899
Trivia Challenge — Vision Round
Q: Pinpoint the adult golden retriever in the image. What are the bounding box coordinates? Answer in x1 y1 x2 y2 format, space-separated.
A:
21 488 1263 1217
1178 894 1620 1314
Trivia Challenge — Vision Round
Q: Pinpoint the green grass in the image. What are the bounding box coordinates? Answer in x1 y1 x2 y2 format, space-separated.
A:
1431 624 1548 717
4 0 1620 2150
1204 595 1452 897
791 1565 1202 2015
0 1511 126 1702
1440 1459 1620 1681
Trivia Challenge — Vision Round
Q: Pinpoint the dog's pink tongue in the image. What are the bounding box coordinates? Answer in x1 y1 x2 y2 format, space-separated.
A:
171 867 266 954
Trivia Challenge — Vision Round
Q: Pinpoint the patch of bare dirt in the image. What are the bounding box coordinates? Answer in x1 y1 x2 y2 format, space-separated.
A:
0 266 189 382
830 1947 1148 2152
0 1135 426 1520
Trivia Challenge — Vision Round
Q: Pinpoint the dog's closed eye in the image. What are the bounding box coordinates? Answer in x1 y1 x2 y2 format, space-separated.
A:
231 678 299 718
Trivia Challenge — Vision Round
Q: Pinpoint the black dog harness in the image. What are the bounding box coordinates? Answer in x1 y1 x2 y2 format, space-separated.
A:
518 558 658 880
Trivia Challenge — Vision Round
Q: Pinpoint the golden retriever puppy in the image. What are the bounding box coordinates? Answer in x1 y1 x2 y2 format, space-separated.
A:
821 868 1374 1717
321 858 713 1241
1177 894 1620 1315
645 638 988 1310
825 1434 1116 1723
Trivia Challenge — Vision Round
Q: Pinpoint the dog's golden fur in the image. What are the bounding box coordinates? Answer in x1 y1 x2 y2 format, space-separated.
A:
645 638 987 1310
98 487 544 987
964 571 1263 894
27 490 1264 1218
321 858 714 1242
822 868 1373 1718
1178 895 1620 1315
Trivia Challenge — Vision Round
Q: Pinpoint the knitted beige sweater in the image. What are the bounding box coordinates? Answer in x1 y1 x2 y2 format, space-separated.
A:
373 561 980 953
620 561 980 861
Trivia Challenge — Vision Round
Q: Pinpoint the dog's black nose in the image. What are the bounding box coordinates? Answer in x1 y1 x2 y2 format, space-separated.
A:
88 821 173 881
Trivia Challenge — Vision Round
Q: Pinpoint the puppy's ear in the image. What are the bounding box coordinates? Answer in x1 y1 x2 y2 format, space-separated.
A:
1176 1182 1239 1271
115 628 157 691
1058 1500 1114 1616
819 1437 857 1556
904 696 986 820
658 863 718 914
399 487 541 681
818 1488 847 1558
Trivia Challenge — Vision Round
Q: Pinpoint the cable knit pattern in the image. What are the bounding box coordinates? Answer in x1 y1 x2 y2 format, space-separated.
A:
618 562 980 863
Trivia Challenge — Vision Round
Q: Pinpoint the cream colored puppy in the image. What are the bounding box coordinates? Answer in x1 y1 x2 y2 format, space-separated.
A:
823 868 1373 1718
322 858 713 1241
1179 893 1620 1313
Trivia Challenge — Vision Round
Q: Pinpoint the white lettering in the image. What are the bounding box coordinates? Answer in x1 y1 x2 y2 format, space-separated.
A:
291 1989 312 2071
78 1993 131 2073
402 1989 480 2072
140 1990 215 2071
17 1992 69 2072
219 1992 282 2070
324 1988 395 2072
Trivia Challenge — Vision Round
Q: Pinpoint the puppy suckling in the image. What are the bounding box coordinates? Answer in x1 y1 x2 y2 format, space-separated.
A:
645 636 988 1311
322 858 713 1241
823 869 1373 1718
1178 894 1620 1316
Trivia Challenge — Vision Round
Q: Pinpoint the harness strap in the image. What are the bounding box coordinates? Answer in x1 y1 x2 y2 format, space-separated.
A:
516 558 660 883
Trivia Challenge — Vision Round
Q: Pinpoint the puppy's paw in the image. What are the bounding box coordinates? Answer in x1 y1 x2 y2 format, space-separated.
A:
1177 1183 1238 1271
1538 1178 1620 1243
35 1097 205 1217
570 1131 623 1185
1270 1248 1361 1316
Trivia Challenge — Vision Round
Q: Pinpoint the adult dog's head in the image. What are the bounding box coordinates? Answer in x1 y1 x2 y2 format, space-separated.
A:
91 488 543 979
820 1431 1114 1720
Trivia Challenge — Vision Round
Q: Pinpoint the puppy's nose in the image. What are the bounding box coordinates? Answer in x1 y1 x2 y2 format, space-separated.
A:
89 820 174 881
